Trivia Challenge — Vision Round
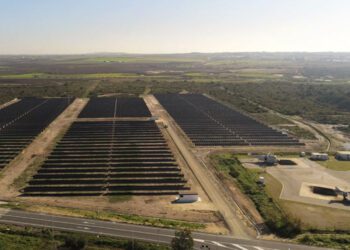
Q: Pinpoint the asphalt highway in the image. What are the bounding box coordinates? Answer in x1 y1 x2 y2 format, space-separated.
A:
0 208 333 250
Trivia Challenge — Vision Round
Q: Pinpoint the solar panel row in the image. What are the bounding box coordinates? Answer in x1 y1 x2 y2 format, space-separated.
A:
155 94 303 147
24 121 189 196
0 98 74 169
78 97 151 118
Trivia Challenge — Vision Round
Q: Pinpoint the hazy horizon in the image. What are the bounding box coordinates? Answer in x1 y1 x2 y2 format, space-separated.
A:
1 0 350 54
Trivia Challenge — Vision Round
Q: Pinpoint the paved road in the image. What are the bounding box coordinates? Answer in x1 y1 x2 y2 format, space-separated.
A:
0 209 332 250
144 95 251 238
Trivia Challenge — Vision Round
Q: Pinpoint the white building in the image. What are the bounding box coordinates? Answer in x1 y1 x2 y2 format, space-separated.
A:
310 153 329 161
335 151 350 161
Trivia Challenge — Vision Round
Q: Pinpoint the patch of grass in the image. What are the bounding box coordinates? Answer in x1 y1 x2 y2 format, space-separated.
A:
0 73 47 79
253 112 292 125
297 233 350 250
318 156 350 171
210 153 301 237
277 200 350 231
184 72 207 77
1 203 205 231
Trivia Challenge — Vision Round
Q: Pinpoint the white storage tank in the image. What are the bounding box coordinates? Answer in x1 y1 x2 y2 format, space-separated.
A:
175 193 199 203
335 151 350 161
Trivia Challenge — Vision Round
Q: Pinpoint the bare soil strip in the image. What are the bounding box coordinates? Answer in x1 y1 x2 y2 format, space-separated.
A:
0 98 19 110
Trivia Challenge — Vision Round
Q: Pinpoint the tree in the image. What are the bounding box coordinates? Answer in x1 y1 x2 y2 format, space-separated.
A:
171 229 193 250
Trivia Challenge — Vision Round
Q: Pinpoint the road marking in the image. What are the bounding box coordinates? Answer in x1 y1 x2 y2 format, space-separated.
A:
232 244 249 250
253 247 265 250
0 219 169 245
194 238 205 243
83 221 95 225
212 241 227 247
1 213 174 239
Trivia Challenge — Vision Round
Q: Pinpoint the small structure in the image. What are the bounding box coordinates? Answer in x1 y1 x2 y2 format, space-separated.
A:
258 154 278 165
257 176 265 185
335 151 350 161
175 193 199 203
300 151 306 157
310 153 329 161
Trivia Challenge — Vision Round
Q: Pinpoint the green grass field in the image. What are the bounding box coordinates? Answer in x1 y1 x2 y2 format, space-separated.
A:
318 156 350 171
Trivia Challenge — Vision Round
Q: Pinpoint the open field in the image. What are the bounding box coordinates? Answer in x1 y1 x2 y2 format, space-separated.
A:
318 156 350 171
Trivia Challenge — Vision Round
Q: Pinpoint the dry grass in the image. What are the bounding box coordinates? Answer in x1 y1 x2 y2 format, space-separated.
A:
318 156 350 171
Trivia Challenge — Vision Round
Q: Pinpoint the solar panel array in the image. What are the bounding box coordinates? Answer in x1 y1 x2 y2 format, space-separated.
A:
24 120 189 196
78 97 151 118
155 94 303 147
0 97 74 169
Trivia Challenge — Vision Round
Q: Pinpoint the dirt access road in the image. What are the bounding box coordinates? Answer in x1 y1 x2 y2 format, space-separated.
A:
144 95 253 239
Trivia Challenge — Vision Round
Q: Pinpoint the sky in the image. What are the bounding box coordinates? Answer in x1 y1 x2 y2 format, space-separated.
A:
0 0 350 54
